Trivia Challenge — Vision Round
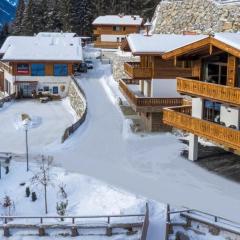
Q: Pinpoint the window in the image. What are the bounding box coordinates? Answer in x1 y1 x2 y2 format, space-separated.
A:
113 26 121 31
17 64 29 74
203 100 221 123
54 64 68 76
123 26 126 31
31 64 45 76
117 37 120 42
53 86 58 94
121 38 125 42
43 86 49 92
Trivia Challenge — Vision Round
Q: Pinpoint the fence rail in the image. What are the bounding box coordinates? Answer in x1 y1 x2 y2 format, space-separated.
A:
0 204 149 239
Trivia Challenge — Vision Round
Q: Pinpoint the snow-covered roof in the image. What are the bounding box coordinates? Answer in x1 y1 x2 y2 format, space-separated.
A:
93 15 143 26
37 32 77 38
0 34 83 62
214 32 240 51
127 34 208 55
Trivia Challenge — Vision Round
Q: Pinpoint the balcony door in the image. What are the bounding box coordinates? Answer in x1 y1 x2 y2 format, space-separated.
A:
204 63 227 85
203 100 221 124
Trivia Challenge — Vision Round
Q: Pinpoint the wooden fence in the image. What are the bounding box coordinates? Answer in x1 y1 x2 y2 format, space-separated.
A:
61 77 87 143
0 204 149 238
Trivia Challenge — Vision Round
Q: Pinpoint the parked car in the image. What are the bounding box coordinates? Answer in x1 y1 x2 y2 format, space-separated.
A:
79 63 88 73
85 60 94 69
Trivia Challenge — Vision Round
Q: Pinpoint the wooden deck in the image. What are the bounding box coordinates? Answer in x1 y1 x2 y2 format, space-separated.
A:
163 106 240 151
177 77 240 107
119 79 184 112
124 62 152 79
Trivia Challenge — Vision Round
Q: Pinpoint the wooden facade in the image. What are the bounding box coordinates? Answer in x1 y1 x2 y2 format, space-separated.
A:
124 56 192 80
0 70 4 91
93 21 142 49
162 34 240 153
8 62 76 76
93 25 140 36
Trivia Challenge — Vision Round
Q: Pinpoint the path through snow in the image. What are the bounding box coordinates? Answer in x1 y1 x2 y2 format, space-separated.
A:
46 62 240 226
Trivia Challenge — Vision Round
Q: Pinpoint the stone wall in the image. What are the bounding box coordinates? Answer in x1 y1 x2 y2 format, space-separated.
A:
68 78 86 118
102 50 139 82
152 0 240 34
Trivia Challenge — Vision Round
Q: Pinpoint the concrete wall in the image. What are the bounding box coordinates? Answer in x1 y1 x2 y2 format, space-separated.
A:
152 0 240 34
192 98 203 119
220 105 240 129
151 79 181 98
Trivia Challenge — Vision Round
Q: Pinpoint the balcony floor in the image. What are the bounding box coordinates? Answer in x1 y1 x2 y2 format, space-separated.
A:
127 84 145 97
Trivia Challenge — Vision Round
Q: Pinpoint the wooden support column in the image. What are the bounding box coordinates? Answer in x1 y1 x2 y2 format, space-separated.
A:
227 54 237 87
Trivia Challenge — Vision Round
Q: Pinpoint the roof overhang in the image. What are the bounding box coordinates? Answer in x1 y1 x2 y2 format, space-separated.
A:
162 36 240 60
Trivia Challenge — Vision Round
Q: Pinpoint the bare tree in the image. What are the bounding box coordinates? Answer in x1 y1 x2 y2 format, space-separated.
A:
32 155 54 214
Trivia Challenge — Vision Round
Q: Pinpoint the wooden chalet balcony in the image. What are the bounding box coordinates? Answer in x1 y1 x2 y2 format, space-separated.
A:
163 106 240 151
0 61 12 74
94 41 122 49
124 62 152 79
93 29 135 35
177 77 240 107
119 79 184 112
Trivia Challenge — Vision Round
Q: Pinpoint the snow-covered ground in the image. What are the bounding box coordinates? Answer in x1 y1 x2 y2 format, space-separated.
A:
0 99 76 153
47 61 240 225
0 160 163 239
1 53 240 239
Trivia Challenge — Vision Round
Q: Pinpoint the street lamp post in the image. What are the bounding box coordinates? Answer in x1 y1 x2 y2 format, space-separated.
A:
25 126 29 172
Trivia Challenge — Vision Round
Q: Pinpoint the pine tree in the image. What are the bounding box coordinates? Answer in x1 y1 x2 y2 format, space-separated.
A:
21 0 35 35
13 0 25 35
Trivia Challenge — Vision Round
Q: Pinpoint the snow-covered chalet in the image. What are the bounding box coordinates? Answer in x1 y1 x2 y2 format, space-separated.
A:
120 33 206 131
0 32 83 98
162 33 240 160
92 15 143 49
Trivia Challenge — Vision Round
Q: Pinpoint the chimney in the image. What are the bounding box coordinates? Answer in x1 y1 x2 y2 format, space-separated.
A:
144 19 152 36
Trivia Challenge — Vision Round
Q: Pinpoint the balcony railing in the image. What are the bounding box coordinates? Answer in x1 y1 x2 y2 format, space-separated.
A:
119 79 184 112
0 61 12 74
124 62 152 79
93 29 136 35
94 41 122 49
177 77 240 107
163 106 240 151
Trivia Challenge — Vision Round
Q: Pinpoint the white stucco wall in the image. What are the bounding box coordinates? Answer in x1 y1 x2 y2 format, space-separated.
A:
101 34 126 42
192 98 203 119
151 79 181 98
220 105 240 129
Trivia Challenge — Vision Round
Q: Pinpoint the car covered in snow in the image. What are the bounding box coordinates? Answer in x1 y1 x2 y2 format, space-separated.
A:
85 60 94 69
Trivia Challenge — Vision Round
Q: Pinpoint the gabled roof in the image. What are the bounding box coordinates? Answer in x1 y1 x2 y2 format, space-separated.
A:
125 34 208 56
0 34 83 62
37 32 77 38
162 32 240 59
92 15 143 26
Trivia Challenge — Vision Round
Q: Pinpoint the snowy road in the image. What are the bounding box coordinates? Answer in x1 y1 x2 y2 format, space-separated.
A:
48 62 240 226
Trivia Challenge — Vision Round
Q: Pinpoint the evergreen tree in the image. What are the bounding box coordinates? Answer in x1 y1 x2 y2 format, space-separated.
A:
21 0 35 35
13 0 25 35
